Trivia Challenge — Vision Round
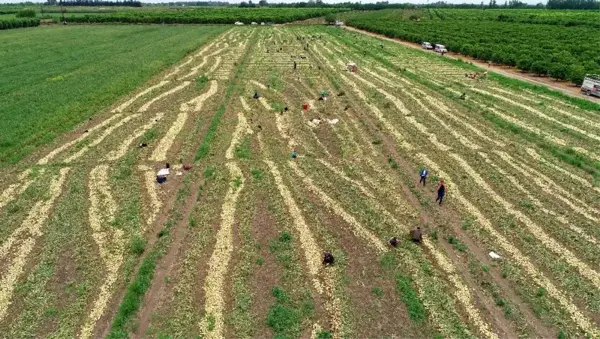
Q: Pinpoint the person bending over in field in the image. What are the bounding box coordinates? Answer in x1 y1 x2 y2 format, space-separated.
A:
436 179 446 205
389 237 399 247
323 252 335 265
253 91 260 100
410 227 422 244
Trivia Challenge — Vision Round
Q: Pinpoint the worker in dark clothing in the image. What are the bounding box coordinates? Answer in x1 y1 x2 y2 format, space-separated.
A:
323 252 334 265
253 91 259 100
389 237 399 247
436 179 446 205
294 61 297 70
410 227 422 244
419 168 428 186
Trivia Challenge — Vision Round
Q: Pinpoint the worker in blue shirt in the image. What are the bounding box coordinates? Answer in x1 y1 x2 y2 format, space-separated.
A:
419 168 428 186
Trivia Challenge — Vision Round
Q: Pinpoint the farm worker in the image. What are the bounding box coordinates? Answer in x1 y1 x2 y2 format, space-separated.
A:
410 227 422 244
436 179 446 205
294 61 297 70
460 93 466 100
291 151 297 159
323 252 335 265
389 237 399 247
253 91 260 100
419 168 428 186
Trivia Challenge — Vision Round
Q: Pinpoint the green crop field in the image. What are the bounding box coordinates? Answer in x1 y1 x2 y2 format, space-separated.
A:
1 8 600 339
0 25 225 165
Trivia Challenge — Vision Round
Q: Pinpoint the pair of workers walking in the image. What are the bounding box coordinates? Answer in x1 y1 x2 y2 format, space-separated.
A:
420 168 446 205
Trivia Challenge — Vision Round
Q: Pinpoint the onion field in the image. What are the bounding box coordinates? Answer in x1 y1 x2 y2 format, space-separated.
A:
1 25 600 339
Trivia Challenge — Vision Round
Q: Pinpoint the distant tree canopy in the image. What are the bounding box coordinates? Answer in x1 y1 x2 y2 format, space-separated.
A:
546 0 599 9
146 1 229 6
58 0 142 7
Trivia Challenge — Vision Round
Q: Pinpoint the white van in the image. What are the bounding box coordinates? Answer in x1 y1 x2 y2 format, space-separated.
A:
581 75 600 98
434 44 447 53
421 42 433 50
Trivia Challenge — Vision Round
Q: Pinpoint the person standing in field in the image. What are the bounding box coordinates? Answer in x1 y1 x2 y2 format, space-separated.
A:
436 179 446 205
419 168 428 186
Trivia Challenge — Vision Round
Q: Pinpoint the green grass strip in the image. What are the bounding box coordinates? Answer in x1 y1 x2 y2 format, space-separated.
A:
394 275 427 324
107 251 159 339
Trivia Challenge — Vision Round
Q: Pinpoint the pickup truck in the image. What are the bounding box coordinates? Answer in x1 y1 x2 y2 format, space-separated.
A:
434 44 447 53
581 75 600 98
421 42 433 50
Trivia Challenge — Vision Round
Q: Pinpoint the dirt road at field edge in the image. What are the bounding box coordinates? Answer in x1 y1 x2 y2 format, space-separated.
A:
342 25 600 104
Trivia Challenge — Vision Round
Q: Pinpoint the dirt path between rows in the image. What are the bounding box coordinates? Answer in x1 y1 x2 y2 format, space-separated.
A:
342 26 599 104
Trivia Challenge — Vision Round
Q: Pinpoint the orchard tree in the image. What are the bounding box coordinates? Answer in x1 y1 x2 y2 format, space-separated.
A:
567 65 586 85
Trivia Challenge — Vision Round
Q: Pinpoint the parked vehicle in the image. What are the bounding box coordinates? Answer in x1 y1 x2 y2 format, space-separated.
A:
421 42 433 50
434 44 447 53
581 75 600 98
234 21 244 25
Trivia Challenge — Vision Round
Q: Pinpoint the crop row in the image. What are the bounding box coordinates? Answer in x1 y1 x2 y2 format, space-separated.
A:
0 17 39 30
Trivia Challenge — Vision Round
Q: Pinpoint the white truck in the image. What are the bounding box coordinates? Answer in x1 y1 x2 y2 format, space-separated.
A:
434 44 447 53
581 75 600 98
